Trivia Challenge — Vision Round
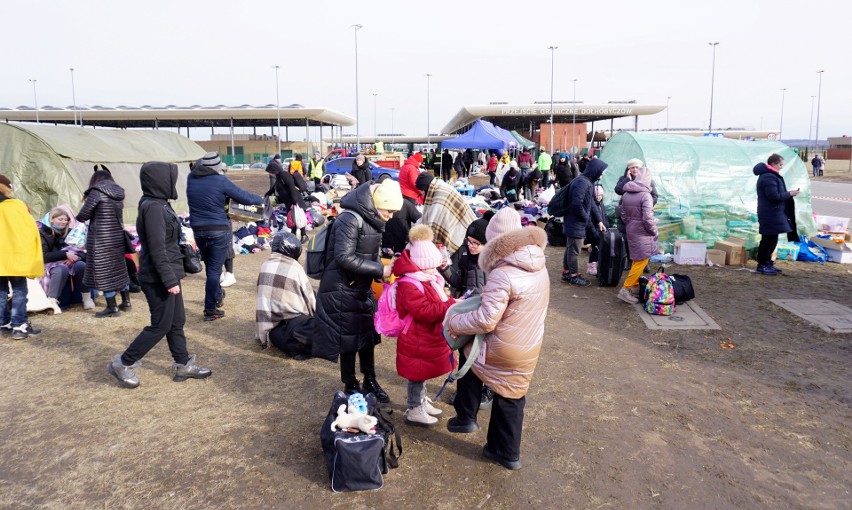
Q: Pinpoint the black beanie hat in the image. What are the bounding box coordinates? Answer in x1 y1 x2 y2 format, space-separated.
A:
466 217 490 245
415 171 435 193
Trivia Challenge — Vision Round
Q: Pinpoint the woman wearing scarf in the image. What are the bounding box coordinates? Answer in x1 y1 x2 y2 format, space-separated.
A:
39 206 93 312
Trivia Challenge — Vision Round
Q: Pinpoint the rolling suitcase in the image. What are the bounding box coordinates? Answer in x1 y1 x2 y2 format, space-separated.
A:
597 228 626 287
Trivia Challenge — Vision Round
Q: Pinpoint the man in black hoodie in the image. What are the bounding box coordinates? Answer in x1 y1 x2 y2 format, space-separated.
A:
107 162 211 389
561 158 607 286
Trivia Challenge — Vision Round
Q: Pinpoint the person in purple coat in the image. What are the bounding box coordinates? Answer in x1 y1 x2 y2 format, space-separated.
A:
617 167 658 304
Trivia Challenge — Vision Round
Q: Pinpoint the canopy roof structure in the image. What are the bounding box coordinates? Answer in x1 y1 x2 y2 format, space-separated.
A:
441 120 518 151
598 132 816 252
0 123 205 220
442 102 666 134
511 130 536 149
0 104 355 129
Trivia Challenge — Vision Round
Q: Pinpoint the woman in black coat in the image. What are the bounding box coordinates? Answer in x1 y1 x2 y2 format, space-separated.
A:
107 162 211 389
350 154 373 185
554 154 577 188
314 180 402 402
76 169 130 317
267 169 310 243
753 154 799 275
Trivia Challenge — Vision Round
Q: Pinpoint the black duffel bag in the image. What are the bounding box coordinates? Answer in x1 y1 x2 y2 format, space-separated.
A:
545 217 567 247
669 274 695 304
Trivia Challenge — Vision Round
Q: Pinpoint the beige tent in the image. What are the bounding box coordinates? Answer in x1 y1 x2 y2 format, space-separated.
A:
0 123 206 221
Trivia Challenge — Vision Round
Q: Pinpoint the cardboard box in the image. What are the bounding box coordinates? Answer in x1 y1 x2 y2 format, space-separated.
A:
673 240 707 265
773 242 800 261
811 236 852 264
713 237 748 266
706 249 726 266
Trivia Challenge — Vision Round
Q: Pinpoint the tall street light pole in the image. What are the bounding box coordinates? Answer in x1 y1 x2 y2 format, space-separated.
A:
814 70 824 155
547 46 557 152
666 96 671 133
273 65 281 155
352 24 363 150
372 93 378 141
426 73 432 147
571 78 578 152
29 79 39 124
778 88 786 140
391 107 395 146
808 95 816 152
708 42 719 134
69 67 77 126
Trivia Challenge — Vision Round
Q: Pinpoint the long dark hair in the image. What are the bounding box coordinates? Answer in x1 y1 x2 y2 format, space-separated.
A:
84 169 115 198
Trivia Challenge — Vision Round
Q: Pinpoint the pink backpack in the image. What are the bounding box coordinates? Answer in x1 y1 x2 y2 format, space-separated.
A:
374 276 424 337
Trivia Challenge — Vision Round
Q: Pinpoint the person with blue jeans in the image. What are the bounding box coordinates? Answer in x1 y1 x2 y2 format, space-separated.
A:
187 152 262 321
0 174 44 340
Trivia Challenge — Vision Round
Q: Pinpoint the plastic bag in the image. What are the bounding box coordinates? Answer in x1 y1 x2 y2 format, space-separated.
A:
64 222 88 249
538 185 556 204
795 235 827 264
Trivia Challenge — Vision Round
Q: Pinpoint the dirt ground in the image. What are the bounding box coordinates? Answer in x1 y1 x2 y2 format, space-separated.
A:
1 170 850 509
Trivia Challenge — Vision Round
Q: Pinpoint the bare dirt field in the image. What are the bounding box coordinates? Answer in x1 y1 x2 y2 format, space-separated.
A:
1 171 850 509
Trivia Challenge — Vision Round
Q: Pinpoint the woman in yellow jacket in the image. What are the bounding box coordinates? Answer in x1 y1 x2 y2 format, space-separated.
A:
0 175 44 339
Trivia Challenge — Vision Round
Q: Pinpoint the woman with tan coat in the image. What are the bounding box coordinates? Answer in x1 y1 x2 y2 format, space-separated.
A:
444 207 550 470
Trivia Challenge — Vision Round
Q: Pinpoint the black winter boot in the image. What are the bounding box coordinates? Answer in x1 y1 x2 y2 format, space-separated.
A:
344 379 362 395
362 375 390 404
95 296 121 318
119 290 132 311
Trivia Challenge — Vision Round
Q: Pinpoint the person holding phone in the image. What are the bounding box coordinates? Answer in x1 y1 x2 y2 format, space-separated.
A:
753 153 800 275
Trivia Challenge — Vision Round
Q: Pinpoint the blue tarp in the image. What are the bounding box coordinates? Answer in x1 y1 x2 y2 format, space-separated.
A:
442 120 518 151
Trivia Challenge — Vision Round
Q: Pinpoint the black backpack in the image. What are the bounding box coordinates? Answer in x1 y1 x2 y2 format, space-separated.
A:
547 185 571 217
319 391 402 492
305 210 363 279
639 272 695 305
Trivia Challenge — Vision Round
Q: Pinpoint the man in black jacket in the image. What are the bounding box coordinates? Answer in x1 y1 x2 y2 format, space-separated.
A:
441 149 453 182
754 154 799 275
265 154 284 188
561 158 607 286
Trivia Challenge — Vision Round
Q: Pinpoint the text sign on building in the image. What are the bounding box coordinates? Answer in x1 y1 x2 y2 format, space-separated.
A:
500 106 635 116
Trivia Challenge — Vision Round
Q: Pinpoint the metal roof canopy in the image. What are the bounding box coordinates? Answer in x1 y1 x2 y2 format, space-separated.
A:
326 135 456 144
0 105 355 129
442 103 667 134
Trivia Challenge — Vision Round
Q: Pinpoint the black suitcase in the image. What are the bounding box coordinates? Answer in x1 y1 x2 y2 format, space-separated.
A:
545 217 567 247
597 228 626 287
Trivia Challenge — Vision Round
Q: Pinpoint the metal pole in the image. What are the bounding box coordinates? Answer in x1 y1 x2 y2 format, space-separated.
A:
708 42 719 134
426 73 432 147
29 79 39 123
571 78 577 152
230 118 235 164
273 65 281 155
391 107 395 146
548 46 557 152
808 95 816 154
372 93 378 140
666 96 671 133
70 68 77 126
778 88 786 140
353 24 363 150
815 70 824 156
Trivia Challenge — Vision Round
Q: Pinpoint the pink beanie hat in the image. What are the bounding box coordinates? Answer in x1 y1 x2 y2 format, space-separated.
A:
408 225 442 270
485 207 522 241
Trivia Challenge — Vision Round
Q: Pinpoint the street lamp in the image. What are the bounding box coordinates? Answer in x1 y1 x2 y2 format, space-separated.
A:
372 93 378 140
808 95 816 152
352 24 363 150
778 88 786 140
426 73 432 148
391 107 395 146
571 78 578 152
666 96 671 133
273 65 281 155
29 79 39 123
547 46 557 153
708 42 719 134
815 70 824 155
69 67 77 126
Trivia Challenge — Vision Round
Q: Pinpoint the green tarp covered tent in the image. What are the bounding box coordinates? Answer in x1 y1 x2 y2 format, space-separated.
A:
510 130 536 149
599 132 816 252
0 123 206 221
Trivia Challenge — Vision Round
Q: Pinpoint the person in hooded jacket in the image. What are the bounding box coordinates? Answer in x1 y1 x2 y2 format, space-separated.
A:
107 162 212 389
350 153 373 186
314 179 403 402
440 215 490 298
399 152 423 204
614 159 659 265
754 153 799 275
523 169 542 201
500 162 522 202
187 152 263 321
266 154 284 189
76 169 131 317
378 174 422 254
584 185 609 277
267 168 311 243
441 149 454 182
445 207 550 470
554 153 578 188
561 158 607 287
616 167 659 304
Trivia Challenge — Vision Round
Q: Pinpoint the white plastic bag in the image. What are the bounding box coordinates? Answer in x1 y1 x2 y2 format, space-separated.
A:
292 205 308 229
538 185 556 204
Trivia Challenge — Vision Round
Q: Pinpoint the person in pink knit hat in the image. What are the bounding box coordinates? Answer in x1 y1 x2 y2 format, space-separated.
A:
392 224 457 427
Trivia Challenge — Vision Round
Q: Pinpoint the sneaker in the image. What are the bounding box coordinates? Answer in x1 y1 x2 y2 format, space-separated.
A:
587 262 598 276
0 322 12 335
48 297 62 315
482 444 522 470
768 261 783 274
560 271 573 282
755 264 778 275
447 416 480 433
107 354 141 389
12 322 41 340
405 405 438 427
82 294 96 310
480 387 494 410
220 272 237 288
172 354 212 382
216 289 226 309
568 275 590 287
421 396 443 417
203 309 225 321
617 287 638 304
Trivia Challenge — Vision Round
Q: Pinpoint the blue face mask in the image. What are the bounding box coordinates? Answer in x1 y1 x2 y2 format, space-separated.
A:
52 223 66 231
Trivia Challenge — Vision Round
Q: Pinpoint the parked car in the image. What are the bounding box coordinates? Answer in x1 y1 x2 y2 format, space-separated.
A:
323 157 399 181
249 162 266 170
229 164 250 171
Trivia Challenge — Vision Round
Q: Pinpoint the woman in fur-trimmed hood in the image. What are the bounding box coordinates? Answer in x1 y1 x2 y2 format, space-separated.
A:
444 207 550 469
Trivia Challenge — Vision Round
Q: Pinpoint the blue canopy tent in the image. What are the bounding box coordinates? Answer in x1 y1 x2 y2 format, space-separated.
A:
442 119 517 150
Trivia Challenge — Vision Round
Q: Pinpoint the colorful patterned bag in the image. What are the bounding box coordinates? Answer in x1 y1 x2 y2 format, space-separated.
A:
643 269 676 316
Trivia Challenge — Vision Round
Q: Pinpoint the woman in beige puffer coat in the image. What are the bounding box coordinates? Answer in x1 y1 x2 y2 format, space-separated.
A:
445 207 550 470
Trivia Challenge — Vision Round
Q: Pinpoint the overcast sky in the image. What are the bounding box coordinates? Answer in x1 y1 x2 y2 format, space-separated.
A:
2 0 848 141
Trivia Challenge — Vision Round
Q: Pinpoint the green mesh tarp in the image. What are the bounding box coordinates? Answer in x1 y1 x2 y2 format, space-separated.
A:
599 132 816 252
0 123 206 221
510 130 536 149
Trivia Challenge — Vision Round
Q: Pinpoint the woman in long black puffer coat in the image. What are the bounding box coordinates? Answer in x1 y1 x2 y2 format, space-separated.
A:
314 179 403 402
76 169 130 317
